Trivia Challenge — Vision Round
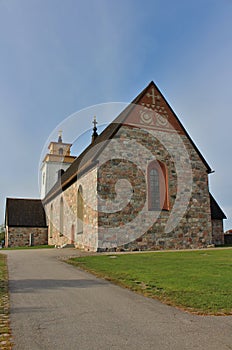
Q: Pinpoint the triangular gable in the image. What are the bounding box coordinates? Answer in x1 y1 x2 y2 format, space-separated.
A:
116 82 212 172
125 82 185 133
89 81 211 171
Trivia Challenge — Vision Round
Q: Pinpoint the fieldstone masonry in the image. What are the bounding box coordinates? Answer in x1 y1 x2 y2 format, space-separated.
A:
6 227 48 247
212 219 224 245
97 125 212 250
46 168 98 251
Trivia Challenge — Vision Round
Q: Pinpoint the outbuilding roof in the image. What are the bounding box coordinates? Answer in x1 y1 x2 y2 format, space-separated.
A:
5 198 47 227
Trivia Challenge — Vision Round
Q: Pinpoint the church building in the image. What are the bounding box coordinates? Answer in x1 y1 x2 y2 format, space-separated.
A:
40 81 226 251
5 81 226 249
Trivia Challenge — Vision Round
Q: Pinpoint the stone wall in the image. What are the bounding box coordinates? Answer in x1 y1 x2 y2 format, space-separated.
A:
6 226 48 247
45 167 98 251
97 125 212 251
44 124 214 252
212 219 224 245
46 182 77 248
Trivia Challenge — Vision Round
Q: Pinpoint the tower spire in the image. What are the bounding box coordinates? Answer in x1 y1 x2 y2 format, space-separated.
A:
58 130 63 143
91 116 98 143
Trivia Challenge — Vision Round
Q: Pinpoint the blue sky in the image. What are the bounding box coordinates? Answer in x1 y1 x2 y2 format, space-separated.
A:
0 0 231 230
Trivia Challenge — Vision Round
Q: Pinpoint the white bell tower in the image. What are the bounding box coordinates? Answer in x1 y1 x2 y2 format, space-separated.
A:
41 131 76 199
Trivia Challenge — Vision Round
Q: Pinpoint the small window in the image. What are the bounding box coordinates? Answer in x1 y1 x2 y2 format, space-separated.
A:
59 148 63 155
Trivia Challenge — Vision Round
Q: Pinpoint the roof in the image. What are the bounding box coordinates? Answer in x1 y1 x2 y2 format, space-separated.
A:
5 198 47 227
44 81 212 203
210 193 227 220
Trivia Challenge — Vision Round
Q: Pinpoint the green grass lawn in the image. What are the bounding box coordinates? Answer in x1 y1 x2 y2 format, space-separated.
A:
0 254 12 349
67 249 232 315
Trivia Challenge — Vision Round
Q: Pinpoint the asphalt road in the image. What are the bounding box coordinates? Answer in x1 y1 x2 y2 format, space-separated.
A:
3 248 232 350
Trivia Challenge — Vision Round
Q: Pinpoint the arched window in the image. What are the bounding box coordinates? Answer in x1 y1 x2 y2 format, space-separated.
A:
59 148 63 155
60 197 64 236
50 204 53 238
148 160 169 211
77 186 83 234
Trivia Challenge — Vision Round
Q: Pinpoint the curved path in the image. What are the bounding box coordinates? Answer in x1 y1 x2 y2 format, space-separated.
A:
3 249 232 350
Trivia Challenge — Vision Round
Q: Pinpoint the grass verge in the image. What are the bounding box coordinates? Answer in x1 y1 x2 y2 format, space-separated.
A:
67 249 232 315
0 254 12 349
2 245 55 250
